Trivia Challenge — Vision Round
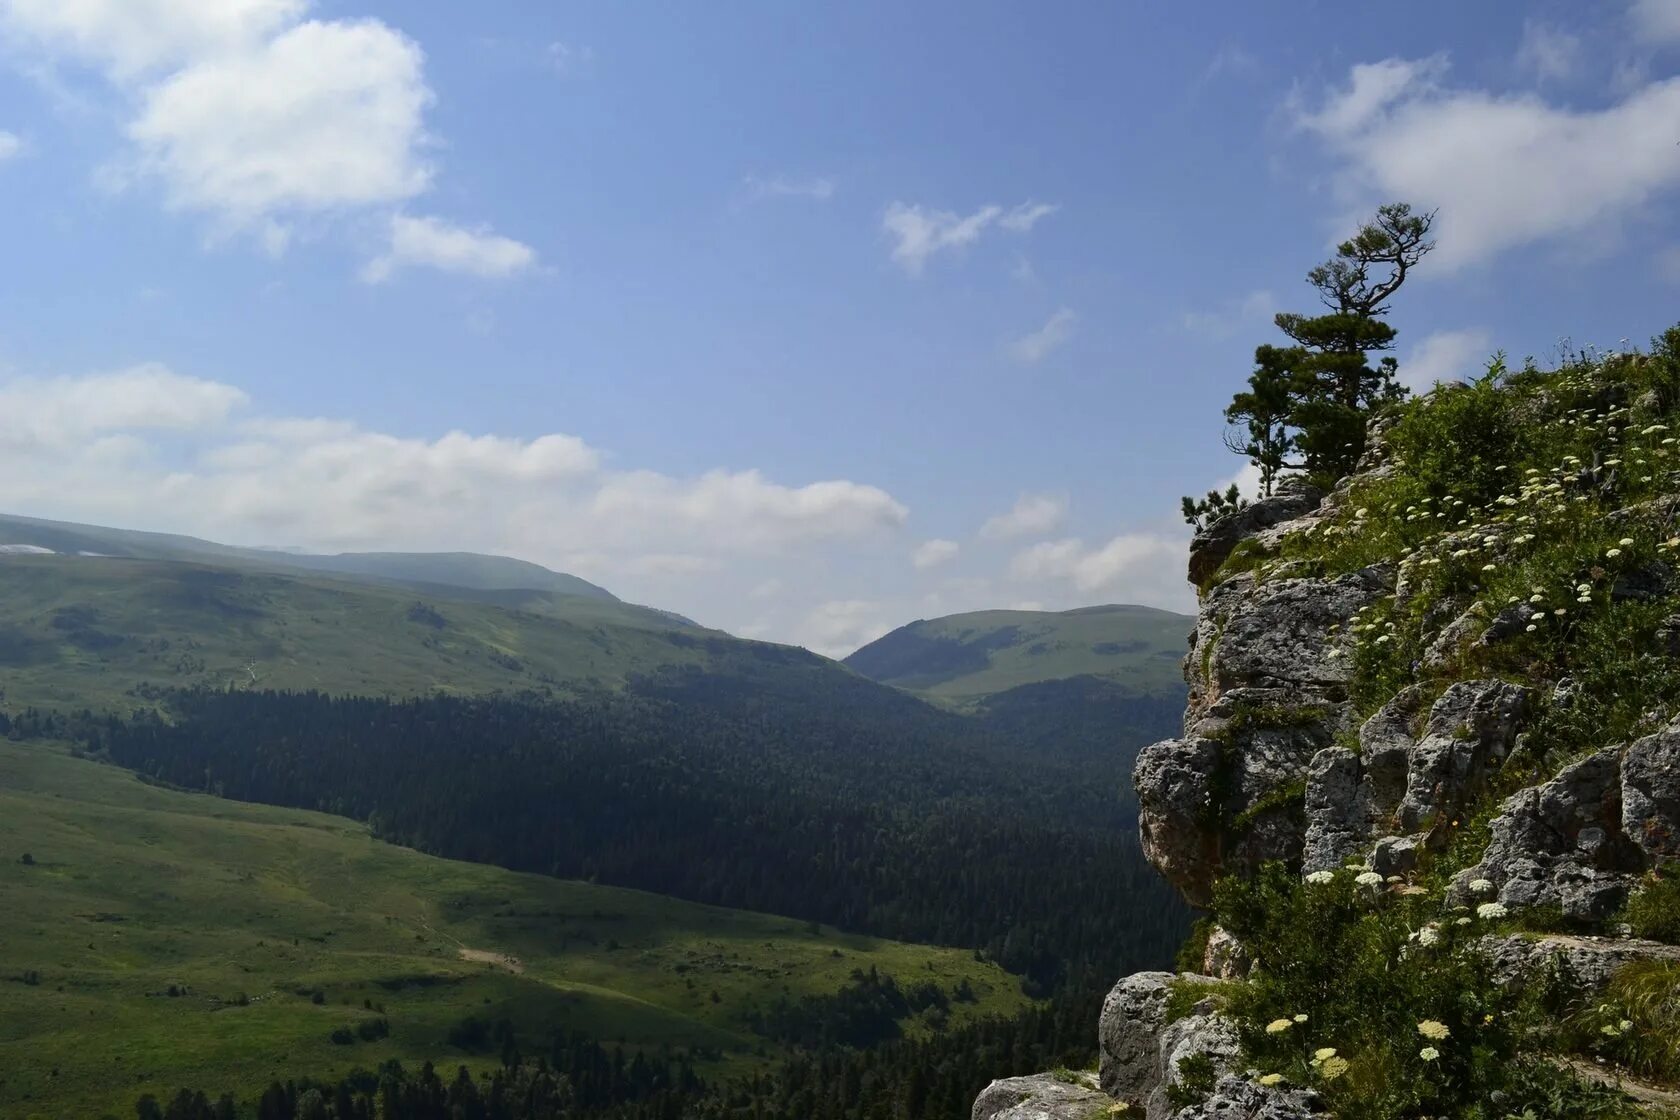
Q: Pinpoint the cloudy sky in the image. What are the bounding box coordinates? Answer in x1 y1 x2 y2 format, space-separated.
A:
3 2 1680 654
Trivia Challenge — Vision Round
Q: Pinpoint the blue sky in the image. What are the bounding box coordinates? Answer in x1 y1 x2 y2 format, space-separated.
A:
4 1 1680 653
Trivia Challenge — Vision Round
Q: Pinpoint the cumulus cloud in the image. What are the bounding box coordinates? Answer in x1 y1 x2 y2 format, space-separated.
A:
0 0 305 77
882 199 1056 273
1008 532 1188 605
911 538 960 569
1009 308 1076 364
0 130 20 160
362 214 537 283
0 363 909 591
0 364 247 450
979 493 1067 540
0 0 526 271
1397 328 1492 392
797 600 894 658
1296 55 1680 267
124 18 431 237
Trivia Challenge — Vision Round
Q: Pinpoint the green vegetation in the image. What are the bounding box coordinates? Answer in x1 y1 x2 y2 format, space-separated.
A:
0 737 1030 1118
0 553 786 712
1183 331 1680 1117
0 512 618 600
843 604 1190 704
1214 202 1433 497
1210 866 1634 1120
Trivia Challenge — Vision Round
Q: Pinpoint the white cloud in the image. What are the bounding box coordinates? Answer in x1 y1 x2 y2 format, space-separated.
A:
1632 0 1680 44
1181 289 1275 336
979 493 1067 540
1009 308 1076 364
1515 21 1580 82
0 1 525 271
1008 532 1187 602
997 201 1058 232
744 174 835 202
1397 328 1492 392
1297 56 1680 268
0 130 20 160
882 198 1056 273
797 599 894 658
0 0 305 77
0 363 247 450
125 18 432 235
0 363 909 581
911 538 960 569
362 214 537 283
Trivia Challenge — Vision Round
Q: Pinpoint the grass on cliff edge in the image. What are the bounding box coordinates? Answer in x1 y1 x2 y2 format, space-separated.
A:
1180 333 1680 1118
0 738 1031 1120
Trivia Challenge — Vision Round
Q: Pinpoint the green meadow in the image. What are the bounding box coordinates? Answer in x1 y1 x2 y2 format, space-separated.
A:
0 738 1032 1119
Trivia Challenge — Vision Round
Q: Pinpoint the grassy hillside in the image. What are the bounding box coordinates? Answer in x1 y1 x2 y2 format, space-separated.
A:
0 737 1031 1119
843 604 1189 707
0 553 789 712
0 512 615 600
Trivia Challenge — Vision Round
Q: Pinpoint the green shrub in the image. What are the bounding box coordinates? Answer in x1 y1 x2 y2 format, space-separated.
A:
1620 864 1680 944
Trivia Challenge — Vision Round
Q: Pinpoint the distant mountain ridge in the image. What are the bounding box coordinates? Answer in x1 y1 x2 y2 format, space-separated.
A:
845 603 1191 705
0 512 615 600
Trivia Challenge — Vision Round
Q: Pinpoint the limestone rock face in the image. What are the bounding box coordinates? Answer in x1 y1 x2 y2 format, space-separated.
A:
1623 723 1680 862
1458 747 1646 922
1141 564 1390 902
1480 933 1680 991
971 1073 1112 1120
1394 680 1531 834
1098 971 1178 1103
1172 1075 1327 1120
1201 927 1251 981
1187 478 1324 588
1187 568 1389 726
1147 1010 1241 1119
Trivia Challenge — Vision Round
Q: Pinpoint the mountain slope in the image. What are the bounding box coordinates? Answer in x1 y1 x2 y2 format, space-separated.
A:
0 552 741 711
0 737 1029 1117
0 511 616 600
845 605 1191 773
844 604 1190 705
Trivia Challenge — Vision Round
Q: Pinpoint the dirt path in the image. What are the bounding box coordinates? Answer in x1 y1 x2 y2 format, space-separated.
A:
457 947 526 974
1561 1058 1680 1117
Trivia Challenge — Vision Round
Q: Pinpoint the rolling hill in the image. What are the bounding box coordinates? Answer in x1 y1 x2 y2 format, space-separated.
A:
844 605 1192 776
844 604 1190 705
0 512 616 601
0 737 1029 1118
0 551 757 712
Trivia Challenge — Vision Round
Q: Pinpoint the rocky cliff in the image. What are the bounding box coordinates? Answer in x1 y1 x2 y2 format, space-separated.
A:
972 345 1680 1119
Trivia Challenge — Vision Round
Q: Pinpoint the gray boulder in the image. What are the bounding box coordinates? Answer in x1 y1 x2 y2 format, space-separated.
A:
1172 1075 1326 1120
1201 927 1251 981
1136 738 1225 906
1301 690 1418 873
1480 933 1680 991
1623 723 1680 862
1098 971 1177 1103
1187 478 1323 588
1148 1011 1241 1119
1189 569 1389 722
1460 747 1645 922
972 1073 1112 1120
1099 972 1228 1108
1395 681 1531 835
